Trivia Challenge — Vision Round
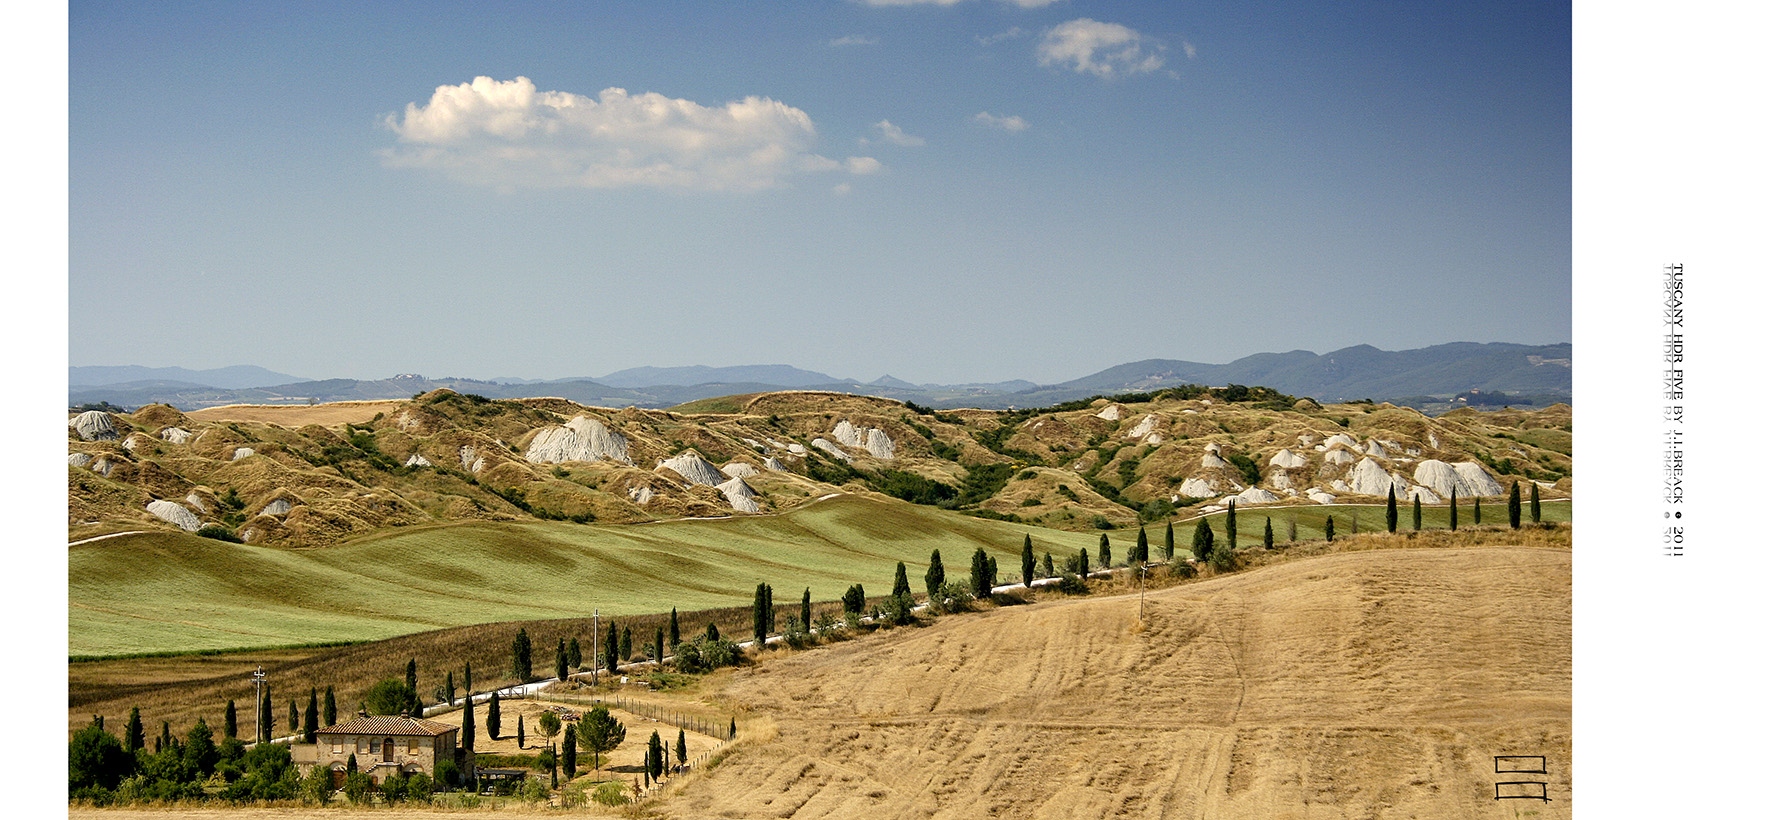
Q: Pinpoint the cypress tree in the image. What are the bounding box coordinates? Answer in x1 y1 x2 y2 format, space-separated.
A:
1474 497 1482 524
259 687 273 744
1077 546 1089 576
125 707 145 753
729 717 736 739
556 638 569 682
1164 521 1175 560
669 608 681 647
1193 519 1214 561
462 663 475 755
1531 482 1542 523
289 698 298 732
706 621 720 642
1287 515 1297 543
513 628 533 683
800 588 811 634
562 724 578 778
620 625 633 661
569 637 583 670
1450 494 1459 530
1021 535 1035 586
1324 515 1334 542
970 547 991 597
1135 527 1149 565
676 728 687 766
159 721 172 756
1386 486 1398 533
892 562 911 598
1226 499 1237 549
752 583 769 647
1098 533 1110 569
486 690 501 740
654 627 665 665
405 658 417 694
987 556 997 588
1263 517 1274 549
1508 482 1522 528
225 699 238 740
324 686 337 727
445 671 455 706
649 730 664 781
925 549 945 600
1042 551 1054 577
605 625 620 674
304 688 318 742
1413 495 1422 531
518 714 525 749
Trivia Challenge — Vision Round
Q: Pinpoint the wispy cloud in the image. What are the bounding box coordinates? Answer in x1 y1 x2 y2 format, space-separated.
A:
973 111 1029 132
1038 18 1165 78
975 26 1028 46
864 119 926 147
829 34 878 47
381 76 877 191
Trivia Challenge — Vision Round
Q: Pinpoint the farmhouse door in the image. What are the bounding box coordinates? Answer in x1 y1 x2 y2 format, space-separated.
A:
330 768 345 790
382 737 394 763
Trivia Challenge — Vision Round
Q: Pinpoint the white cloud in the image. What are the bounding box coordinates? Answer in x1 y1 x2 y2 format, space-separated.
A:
1037 18 1165 78
973 112 1029 132
845 156 884 174
829 35 878 47
976 27 1028 46
865 120 925 147
833 182 853 195
380 76 873 191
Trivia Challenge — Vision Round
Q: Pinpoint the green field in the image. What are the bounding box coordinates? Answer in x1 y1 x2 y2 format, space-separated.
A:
70 493 1571 657
71 495 1070 657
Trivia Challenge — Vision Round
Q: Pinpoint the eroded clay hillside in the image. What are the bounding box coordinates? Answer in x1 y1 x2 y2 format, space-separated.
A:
68 386 1571 548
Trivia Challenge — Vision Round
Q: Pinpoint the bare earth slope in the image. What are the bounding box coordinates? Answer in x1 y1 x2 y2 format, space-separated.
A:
671 546 1569 819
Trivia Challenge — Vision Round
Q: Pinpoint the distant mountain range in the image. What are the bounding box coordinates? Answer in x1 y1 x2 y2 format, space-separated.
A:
68 342 1570 412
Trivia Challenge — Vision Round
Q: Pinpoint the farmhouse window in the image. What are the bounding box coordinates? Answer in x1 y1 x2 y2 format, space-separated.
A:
331 739 342 754
357 737 369 755
408 738 419 754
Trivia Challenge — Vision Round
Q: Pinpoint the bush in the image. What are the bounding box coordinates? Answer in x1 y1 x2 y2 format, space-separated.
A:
1210 544 1238 573
194 524 243 543
1055 574 1089 595
405 773 434 801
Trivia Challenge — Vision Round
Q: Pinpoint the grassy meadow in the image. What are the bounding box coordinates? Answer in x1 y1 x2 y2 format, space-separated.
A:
71 494 1073 657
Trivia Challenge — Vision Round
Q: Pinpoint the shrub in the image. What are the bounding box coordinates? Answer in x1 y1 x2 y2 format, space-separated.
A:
194 524 243 543
1055 574 1089 595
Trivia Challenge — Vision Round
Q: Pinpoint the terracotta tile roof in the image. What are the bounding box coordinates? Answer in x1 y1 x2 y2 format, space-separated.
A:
315 715 458 737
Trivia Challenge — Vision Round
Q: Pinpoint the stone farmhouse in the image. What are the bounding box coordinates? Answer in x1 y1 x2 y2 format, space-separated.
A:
292 712 463 787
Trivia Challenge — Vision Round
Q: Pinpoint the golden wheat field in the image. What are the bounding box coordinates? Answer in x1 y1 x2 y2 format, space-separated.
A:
663 544 1570 820
70 542 1568 820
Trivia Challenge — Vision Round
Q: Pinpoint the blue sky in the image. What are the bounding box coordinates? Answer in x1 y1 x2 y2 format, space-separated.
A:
69 1 1571 385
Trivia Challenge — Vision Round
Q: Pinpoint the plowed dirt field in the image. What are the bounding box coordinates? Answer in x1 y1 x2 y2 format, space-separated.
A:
665 545 1569 819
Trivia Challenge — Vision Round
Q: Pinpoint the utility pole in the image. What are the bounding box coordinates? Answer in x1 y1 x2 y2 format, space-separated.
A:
592 609 599 685
1138 565 1147 624
251 665 266 744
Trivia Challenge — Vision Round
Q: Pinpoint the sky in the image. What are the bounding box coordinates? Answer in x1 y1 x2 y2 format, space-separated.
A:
68 0 1571 385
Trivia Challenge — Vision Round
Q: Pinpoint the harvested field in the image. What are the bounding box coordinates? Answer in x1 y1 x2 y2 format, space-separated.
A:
664 545 1570 819
185 401 404 426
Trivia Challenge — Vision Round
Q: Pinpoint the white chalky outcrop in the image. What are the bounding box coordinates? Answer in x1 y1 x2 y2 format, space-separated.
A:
459 446 485 473
91 456 116 477
628 485 655 505
810 438 852 464
160 427 193 444
1365 440 1389 458
1411 460 1504 498
660 451 727 486
1227 487 1279 505
1180 477 1219 498
185 492 209 513
1346 458 1412 497
1270 471 1294 490
1125 414 1161 440
69 452 92 468
1317 433 1358 452
722 462 759 479
260 499 293 517
233 447 255 461
1268 450 1308 469
1308 489 1338 505
1097 405 1123 421
718 477 761 513
833 420 865 448
1202 452 1228 469
70 411 119 441
404 454 433 468
1324 449 1355 465
765 457 787 472
524 416 632 465
864 428 896 459
147 500 202 532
